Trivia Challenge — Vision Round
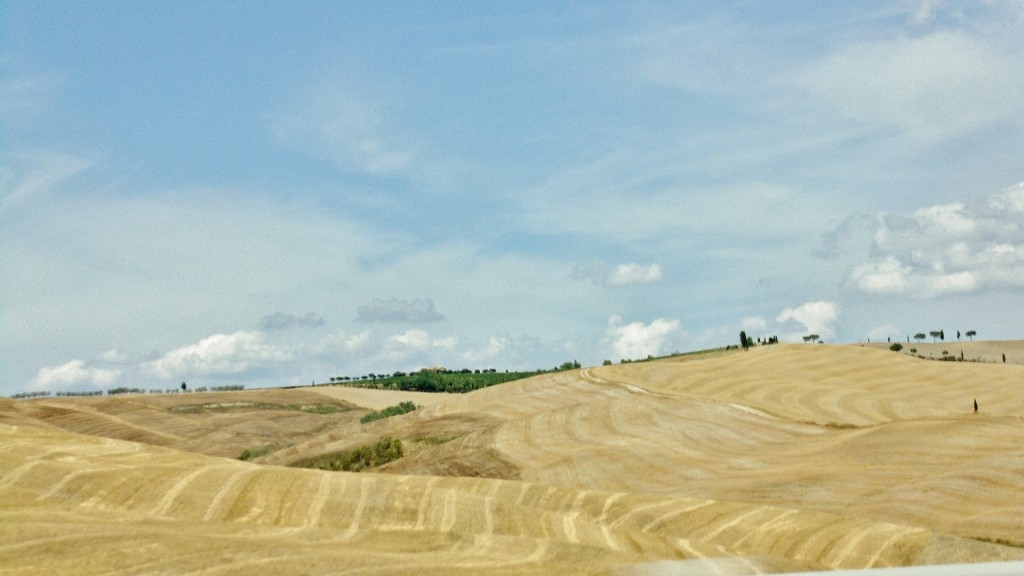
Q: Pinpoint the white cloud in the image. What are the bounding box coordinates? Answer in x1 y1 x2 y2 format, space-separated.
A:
32 360 121 390
462 336 511 363
574 262 663 287
911 0 941 26
344 331 370 351
97 349 130 363
390 329 432 349
741 316 768 333
850 255 913 294
776 301 840 340
797 29 1024 142
607 263 663 286
849 183 1024 297
433 336 458 351
142 331 295 380
356 298 445 323
604 315 682 361
988 181 1024 213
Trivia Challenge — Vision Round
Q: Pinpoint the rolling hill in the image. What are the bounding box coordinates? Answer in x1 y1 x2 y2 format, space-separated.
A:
3 343 1024 574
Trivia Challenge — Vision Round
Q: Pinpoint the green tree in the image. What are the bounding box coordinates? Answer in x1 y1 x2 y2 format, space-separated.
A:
914 333 926 343
740 331 749 349
802 334 819 343
966 330 976 341
929 330 941 342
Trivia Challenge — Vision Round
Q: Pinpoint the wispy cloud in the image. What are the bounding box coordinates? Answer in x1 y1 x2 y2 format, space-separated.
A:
0 150 92 213
259 312 325 331
356 298 445 324
796 29 1024 143
0 66 60 126
271 89 414 176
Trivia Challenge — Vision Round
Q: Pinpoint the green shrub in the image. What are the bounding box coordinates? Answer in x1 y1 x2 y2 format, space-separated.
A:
889 343 903 352
361 401 417 424
291 437 404 472
238 444 275 461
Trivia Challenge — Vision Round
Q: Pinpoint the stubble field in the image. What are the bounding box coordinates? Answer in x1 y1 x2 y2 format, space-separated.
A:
3 343 1024 574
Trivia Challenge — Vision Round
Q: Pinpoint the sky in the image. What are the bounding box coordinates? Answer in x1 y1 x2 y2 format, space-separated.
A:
2 1 1023 396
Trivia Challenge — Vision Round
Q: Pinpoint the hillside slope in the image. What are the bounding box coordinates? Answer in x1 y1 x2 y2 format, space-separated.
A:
3 343 1024 574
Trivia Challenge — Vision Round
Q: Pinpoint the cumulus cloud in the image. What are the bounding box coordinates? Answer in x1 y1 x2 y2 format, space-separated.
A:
573 262 663 287
776 301 840 340
142 331 294 379
461 336 516 364
849 255 914 295
604 315 682 361
389 329 458 351
390 329 432 349
849 183 1024 297
258 312 325 331
32 360 121 390
345 331 372 351
356 298 445 323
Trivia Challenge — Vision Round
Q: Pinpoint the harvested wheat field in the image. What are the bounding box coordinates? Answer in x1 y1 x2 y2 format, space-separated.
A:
3 343 1024 575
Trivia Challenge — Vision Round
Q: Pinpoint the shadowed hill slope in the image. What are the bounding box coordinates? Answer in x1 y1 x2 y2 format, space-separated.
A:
3 343 1024 574
4 389 363 459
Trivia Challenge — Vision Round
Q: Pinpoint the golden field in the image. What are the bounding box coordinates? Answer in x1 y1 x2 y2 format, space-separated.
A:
3 342 1024 575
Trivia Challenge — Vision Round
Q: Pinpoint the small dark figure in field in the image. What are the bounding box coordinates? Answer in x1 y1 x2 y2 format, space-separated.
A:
974 399 978 414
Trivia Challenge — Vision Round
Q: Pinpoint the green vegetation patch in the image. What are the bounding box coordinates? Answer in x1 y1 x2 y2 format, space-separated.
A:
239 445 276 461
329 370 538 393
238 442 294 461
409 434 458 445
290 437 404 472
360 401 417 424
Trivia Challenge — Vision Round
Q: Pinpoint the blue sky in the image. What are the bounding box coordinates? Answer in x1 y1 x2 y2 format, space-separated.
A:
2 1 1023 395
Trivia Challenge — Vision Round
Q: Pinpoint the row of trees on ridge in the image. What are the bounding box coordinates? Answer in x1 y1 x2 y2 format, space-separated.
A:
911 330 976 343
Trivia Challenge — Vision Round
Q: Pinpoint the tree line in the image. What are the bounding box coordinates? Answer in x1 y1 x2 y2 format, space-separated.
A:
910 329 976 343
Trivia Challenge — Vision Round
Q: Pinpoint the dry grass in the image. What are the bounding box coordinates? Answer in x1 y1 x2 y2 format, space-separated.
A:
3 342 1024 574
